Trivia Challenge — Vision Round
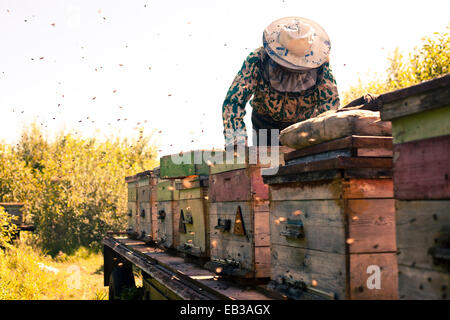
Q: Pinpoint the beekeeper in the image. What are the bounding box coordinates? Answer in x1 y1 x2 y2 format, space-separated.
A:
222 16 340 147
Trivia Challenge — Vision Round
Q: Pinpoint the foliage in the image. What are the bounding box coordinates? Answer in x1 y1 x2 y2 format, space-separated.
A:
0 236 107 300
342 25 449 105
0 206 18 248
0 123 158 255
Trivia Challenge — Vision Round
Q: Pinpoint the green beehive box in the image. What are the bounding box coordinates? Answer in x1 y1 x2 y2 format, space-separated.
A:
159 150 225 179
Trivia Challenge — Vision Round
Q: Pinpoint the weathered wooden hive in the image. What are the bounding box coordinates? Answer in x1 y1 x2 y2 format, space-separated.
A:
177 175 210 258
205 147 291 279
125 174 139 238
263 109 398 300
156 178 180 250
136 170 158 242
159 150 221 257
380 74 450 300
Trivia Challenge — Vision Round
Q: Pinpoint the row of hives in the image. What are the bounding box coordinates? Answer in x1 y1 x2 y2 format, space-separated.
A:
125 74 449 300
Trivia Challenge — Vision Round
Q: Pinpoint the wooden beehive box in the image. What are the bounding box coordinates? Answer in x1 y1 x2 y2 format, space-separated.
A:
136 170 158 242
125 175 138 238
206 164 270 279
177 176 210 258
263 136 398 300
159 150 224 179
156 179 180 250
380 74 450 300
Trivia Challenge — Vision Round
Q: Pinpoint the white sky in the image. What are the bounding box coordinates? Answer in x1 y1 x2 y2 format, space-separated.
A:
0 0 449 156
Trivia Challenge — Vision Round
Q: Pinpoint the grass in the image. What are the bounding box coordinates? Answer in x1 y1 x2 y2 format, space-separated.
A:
0 232 108 300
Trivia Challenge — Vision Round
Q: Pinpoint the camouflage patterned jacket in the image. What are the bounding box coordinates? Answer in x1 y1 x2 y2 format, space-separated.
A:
222 47 340 145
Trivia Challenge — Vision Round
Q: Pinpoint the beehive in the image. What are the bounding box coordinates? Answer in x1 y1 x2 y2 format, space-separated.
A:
125 175 138 238
207 164 270 278
263 134 398 300
136 170 158 242
380 74 450 300
177 176 210 257
156 179 180 249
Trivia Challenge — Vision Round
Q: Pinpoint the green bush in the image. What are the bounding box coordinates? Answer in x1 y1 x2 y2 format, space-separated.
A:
0 206 18 248
0 123 158 255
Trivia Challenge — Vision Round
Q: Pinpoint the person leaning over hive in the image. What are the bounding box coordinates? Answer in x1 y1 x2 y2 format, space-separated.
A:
222 16 340 147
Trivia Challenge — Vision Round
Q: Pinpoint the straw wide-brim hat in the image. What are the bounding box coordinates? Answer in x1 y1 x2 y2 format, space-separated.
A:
263 16 331 71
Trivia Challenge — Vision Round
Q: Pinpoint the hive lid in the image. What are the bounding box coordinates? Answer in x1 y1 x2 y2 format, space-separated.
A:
379 74 450 121
159 149 224 179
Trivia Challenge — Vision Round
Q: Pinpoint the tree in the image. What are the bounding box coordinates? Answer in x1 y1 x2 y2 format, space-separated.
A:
342 25 449 105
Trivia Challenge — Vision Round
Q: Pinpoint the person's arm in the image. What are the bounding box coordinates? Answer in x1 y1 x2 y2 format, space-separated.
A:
222 50 260 147
314 62 341 113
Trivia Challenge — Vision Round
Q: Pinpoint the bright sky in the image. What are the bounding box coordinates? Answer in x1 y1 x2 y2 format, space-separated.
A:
0 0 448 156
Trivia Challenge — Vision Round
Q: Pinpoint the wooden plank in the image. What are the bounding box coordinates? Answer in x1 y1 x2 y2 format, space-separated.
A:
275 157 392 176
357 148 392 157
391 105 450 144
269 178 393 201
271 244 347 299
179 187 204 200
263 169 342 185
254 210 270 247
270 200 346 254
209 169 251 202
285 136 353 161
286 150 353 166
393 135 450 200
380 77 450 120
270 179 343 201
344 179 394 199
396 200 450 272
254 247 271 278
284 135 393 161
343 168 393 179
349 253 398 299
250 166 269 201
347 199 396 253
398 265 450 300
151 202 158 240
